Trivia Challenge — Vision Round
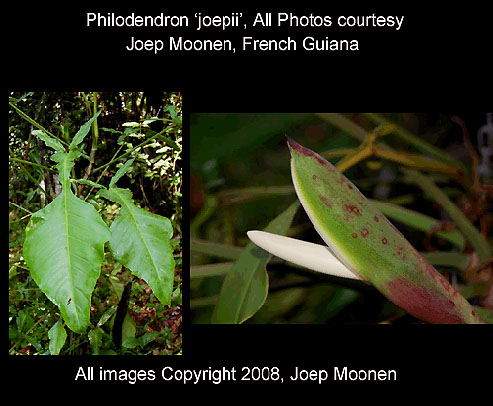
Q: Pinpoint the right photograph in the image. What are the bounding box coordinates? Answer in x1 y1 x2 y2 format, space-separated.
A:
190 113 492 324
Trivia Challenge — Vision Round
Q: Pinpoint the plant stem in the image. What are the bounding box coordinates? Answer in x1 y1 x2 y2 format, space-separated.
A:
83 144 125 201
9 201 33 215
85 93 100 179
335 146 371 173
9 147 46 194
374 147 462 177
9 157 55 172
316 113 367 141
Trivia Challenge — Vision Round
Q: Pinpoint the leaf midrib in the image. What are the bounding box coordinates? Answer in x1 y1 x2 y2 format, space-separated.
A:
63 189 80 327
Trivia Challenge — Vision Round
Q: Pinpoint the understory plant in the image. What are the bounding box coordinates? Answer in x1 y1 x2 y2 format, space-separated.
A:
9 93 180 354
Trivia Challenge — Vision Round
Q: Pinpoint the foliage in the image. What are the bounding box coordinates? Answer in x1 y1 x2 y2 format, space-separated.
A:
190 113 492 324
9 92 182 354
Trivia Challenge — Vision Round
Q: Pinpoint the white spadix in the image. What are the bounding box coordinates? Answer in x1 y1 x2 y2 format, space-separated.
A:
246 230 362 280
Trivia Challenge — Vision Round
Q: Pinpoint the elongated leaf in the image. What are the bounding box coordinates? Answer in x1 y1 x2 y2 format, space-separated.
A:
287 138 483 324
75 178 105 189
23 152 111 333
70 110 101 150
48 320 67 355
88 327 103 355
109 158 135 188
212 201 299 324
99 187 175 305
32 130 65 152
122 314 138 349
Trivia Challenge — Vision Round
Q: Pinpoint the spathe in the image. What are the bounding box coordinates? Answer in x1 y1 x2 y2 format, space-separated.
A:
247 230 360 280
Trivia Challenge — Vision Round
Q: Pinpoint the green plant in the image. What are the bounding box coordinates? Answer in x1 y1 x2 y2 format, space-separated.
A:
190 113 492 324
246 138 482 324
9 93 181 354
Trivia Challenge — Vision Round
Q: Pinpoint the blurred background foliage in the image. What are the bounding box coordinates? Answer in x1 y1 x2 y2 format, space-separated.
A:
9 92 182 354
190 112 492 324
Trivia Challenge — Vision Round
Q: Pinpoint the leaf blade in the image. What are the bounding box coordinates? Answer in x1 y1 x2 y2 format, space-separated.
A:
109 158 135 188
48 320 67 355
70 110 101 150
23 185 110 333
100 187 175 305
212 201 299 323
32 130 65 152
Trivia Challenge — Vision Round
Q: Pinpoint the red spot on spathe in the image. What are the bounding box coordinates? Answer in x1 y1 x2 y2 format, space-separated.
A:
351 232 358 238
374 215 379 222
342 204 361 216
382 237 388 244
361 228 369 238
320 195 333 208
287 136 334 171
286 136 314 157
386 277 466 324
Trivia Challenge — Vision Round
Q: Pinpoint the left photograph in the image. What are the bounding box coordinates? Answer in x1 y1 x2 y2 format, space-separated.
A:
9 92 182 355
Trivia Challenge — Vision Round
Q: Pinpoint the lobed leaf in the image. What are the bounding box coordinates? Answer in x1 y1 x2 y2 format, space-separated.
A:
287 137 483 324
99 187 175 305
23 152 111 333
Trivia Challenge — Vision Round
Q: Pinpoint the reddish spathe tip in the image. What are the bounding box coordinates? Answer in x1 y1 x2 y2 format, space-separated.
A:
285 136 304 153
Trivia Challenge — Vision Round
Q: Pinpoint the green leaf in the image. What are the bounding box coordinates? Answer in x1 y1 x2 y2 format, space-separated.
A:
99 187 175 305
70 110 101 150
9 265 18 280
100 127 123 134
97 306 117 327
287 138 483 324
32 130 65 152
122 314 138 348
212 201 299 324
75 178 105 189
88 327 104 355
139 331 160 347
48 320 67 355
51 150 81 189
23 152 111 333
109 158 135 188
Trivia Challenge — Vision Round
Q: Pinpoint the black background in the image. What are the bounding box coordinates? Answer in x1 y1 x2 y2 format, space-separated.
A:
8 1 491 399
